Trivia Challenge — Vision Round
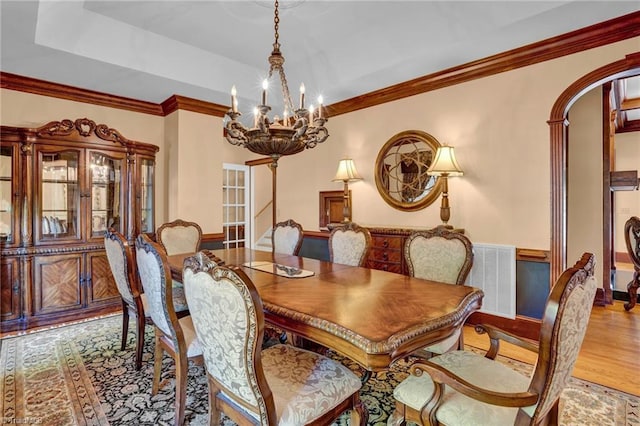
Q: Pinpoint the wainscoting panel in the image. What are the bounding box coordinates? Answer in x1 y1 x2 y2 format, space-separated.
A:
468 243 516 319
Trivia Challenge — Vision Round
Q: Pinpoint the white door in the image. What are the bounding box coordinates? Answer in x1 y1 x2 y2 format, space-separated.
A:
222 163 250 249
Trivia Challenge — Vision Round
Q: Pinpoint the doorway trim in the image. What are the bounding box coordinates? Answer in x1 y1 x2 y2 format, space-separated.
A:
548 52 640 297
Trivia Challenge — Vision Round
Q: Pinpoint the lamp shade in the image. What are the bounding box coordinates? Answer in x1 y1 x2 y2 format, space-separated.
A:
333 158 363 182
427 146 463 177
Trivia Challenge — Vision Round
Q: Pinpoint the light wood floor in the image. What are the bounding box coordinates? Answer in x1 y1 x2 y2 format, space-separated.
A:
463 300 640 396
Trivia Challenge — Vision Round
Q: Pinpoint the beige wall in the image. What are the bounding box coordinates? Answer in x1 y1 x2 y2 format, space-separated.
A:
164 110 222 234
567 86 603 280
273 37 640 253
2 36 639 253
163 111 179 224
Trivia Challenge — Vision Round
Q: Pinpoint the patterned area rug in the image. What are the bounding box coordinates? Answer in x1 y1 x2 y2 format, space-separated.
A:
1 315 638 426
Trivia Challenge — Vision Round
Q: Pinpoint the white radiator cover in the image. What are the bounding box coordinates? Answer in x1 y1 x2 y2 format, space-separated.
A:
467 243 516 319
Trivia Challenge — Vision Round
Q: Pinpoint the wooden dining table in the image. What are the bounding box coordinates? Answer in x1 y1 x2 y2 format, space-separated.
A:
167 247 483 373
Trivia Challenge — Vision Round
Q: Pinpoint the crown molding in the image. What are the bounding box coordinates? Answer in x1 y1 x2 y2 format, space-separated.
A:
0 72 165 116
160 95 227 117
2 11 639 118
327 11 640 117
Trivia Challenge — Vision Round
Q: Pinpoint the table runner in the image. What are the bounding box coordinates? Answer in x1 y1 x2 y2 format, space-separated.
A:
242 261 315 278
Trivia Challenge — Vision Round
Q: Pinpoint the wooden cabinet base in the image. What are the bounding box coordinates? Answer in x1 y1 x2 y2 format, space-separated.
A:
1 303 121 334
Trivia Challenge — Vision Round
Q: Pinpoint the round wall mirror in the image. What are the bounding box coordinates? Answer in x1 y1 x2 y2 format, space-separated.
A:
374 130 443 211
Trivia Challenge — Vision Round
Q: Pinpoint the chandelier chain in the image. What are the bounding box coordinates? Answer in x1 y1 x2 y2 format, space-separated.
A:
268 65 294 115
224 0 329 159
273 0 280 49
269 0 294 114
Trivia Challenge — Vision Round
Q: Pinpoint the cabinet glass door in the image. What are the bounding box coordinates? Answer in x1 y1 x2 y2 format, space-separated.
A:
89 151 125 238
0 145 14 243
39 150 80 242
140 158 155 233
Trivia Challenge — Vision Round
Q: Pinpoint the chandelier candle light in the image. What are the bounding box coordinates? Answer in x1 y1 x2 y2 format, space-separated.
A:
224 0 329 227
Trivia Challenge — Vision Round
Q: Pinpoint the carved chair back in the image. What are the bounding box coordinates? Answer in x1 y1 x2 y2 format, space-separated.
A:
623 216 640 311
405 227 474 285
272 218 304 255
390 253 597 426
625 216 640 271
328 222 372 266
104 228 139 306
105 228 150 369
183 254 368 425
135 234 183 348
183 257 277 423
135 234 203 426
156 219 202 256
526 253 597 422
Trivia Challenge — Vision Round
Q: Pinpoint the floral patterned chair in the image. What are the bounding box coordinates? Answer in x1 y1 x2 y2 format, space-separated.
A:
404 227 474 356
156 219 203 256
182 252 369 425
623 216 640 311
388 252 597 426
135 234 203 426
104 229 189 370
272 218 304 255
328 222 371 266
268 219 305 344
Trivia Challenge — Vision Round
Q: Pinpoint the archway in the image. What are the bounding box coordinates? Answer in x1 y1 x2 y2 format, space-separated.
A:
548 52 640 299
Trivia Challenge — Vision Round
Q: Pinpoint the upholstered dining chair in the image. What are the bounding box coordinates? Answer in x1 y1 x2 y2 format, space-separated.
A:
104 229 189 370
272 218 304 255
135 234 203 426
182 252 369 426
104 229 149 370
404 227 474 356
388 252 597 426
156 219 203 256
623 216 640 311
268 218 304 344
328 222 372 266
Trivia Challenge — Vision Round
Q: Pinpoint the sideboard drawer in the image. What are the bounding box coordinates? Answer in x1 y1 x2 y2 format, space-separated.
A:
366 230 406 275
369 247 402 263
365 260 403 274
370 235 403 249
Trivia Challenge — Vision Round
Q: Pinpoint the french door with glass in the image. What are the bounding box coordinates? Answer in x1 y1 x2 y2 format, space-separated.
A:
222 163 250 249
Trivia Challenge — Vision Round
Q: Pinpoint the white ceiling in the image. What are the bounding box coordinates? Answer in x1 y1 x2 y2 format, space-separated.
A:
1 1 639 114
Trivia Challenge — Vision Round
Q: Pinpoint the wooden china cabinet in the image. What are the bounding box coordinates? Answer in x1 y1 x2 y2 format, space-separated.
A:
0 118 158 332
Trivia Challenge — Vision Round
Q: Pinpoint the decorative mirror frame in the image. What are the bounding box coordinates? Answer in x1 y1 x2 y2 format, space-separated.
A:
374 130 443 211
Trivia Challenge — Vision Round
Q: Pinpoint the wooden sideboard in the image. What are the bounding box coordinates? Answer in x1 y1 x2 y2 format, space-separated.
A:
308 226 462 275
364 227 464 275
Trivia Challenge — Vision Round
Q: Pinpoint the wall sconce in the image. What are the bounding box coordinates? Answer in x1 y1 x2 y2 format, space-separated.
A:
427 146 463 227
332 158 363 222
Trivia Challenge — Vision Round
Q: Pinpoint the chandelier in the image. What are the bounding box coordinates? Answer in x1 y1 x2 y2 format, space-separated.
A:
223 0 329 160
